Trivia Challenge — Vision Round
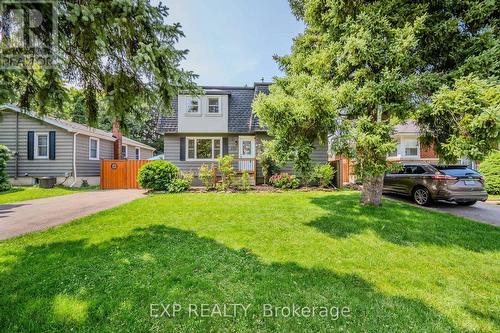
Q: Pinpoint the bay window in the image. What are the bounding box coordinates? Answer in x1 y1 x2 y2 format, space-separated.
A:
187 137 222 160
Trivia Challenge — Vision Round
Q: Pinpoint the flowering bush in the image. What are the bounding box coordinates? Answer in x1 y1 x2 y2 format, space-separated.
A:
269 173 300 189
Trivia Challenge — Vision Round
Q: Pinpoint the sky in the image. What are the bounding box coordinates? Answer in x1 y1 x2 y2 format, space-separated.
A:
156 0 304 86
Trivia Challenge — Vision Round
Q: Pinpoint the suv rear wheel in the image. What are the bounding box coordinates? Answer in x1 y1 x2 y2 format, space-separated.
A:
413 187 431 206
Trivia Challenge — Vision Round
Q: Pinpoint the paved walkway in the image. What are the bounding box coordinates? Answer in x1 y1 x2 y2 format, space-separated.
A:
0 190 145 240
385 194 500 227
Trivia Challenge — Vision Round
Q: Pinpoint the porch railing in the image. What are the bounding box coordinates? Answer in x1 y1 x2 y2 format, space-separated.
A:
233 158 257 183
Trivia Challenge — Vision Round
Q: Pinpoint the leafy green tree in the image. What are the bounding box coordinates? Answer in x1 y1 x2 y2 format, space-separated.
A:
255 0 499 206
417 76 500 163
255 2 423 205
1 0 197 130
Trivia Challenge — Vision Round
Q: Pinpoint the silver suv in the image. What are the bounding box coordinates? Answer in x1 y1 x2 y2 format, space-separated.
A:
383 164 488 206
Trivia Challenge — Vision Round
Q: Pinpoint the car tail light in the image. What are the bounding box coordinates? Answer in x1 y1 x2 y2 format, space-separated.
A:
432 174 457 181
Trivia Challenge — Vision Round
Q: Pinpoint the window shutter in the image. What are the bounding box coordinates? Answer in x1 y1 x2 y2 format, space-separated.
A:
222 137 229 156
179 137 186 161
49 131 56 160
27 131 34 160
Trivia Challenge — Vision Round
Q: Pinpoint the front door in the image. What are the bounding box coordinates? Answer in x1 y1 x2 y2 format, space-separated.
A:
238 136 255 172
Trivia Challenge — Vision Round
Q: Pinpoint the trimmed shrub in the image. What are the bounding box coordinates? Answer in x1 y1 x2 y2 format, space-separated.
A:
479 150 500 194
0 145 11 192
199 164 217 190
314 163 335 187
269 173 300 189
138 160 179 191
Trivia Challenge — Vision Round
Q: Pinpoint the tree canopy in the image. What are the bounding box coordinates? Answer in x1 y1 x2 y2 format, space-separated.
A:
1 0 197 125
254 0 500 205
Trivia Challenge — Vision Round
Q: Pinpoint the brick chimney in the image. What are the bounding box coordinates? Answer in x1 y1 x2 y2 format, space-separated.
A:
112 121 122 159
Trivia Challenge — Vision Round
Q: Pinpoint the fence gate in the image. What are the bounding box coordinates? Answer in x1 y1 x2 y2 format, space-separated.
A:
100 160 150 189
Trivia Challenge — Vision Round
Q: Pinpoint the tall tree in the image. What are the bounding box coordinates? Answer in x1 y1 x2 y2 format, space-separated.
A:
254 0 499 206
1 0 197 128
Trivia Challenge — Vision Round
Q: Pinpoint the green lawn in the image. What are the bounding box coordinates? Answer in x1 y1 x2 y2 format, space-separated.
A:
0 186 98 204
0 191 498 332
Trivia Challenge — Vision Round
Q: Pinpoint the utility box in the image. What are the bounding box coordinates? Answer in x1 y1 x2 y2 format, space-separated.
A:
38 177 56 189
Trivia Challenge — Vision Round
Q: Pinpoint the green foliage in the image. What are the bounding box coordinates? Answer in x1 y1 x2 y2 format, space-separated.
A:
0 145 11 192
240 171 251 191
479 151 500 194
217 155 235 191
1 1 198 124
257 140 281 184
269 173 300 189
80 180 90 188
137 161 179 192
198 164 217 190
167 172 193 193
314 164 335 188
417 76 500 163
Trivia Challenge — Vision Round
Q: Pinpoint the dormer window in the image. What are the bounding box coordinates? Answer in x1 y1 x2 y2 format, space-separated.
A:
208 97 220 114
187 97 200 114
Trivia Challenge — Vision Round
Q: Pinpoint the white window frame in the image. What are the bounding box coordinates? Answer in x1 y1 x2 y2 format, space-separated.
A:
135 147 141 160
207 96 222 115
34 132 49 159
121 145 128 159
402 137 419 158
186 137 222 161
89 137 100 161
186 96 201 115
238 136 255 158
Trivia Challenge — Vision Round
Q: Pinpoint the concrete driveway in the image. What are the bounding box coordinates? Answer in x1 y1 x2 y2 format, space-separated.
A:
384 194 500 227
0 190 145 241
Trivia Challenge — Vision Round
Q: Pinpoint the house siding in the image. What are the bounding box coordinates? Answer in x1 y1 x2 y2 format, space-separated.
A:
0 109 74 177
164 133 328 184
75 134 114 176
122 144 154 160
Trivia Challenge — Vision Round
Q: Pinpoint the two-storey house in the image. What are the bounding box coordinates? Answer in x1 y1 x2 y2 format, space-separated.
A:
158 82 329 184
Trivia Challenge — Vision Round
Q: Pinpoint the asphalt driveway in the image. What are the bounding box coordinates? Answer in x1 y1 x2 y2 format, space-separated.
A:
0 190 145 240
385 194 500 227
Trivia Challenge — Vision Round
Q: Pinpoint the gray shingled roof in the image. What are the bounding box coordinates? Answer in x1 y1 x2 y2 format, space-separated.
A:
158 83 270 134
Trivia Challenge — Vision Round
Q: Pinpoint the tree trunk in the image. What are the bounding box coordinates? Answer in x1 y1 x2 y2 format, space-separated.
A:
360 175 384 206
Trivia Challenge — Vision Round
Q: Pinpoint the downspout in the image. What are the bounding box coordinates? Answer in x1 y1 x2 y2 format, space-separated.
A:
69 132 79 187
15 112 19 179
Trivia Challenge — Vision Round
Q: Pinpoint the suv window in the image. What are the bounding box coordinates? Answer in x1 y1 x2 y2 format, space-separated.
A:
402 166 426 174
436 166 479 177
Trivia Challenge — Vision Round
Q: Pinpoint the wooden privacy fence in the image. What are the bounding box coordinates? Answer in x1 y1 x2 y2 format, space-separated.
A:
100 160 151 189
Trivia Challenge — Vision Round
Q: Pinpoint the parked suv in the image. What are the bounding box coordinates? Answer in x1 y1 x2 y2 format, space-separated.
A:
383 164 488 206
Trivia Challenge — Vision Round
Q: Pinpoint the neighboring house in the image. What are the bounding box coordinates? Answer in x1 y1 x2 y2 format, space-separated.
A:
386 121 438 164
158 82 328 184
330 120 477 185
0 104 155 186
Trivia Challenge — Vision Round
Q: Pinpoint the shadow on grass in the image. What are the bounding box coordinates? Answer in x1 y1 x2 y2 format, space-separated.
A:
308 193 500 252
0 225 461 332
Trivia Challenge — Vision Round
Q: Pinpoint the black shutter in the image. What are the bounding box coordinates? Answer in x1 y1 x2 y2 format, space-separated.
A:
179 137 186 161
49 131 56 160
222 137 229 156
27 131 34 160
